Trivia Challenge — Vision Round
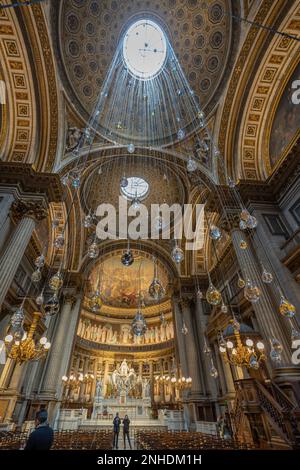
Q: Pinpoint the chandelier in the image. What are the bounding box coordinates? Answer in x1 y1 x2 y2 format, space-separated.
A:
4 311 51 364
218 319 265 370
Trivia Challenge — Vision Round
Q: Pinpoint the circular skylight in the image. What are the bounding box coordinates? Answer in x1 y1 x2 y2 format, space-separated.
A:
123 19 167 80
121 176 149 200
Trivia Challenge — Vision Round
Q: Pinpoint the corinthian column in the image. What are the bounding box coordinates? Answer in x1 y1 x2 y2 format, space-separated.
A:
0 200 47 308
231 229 291 363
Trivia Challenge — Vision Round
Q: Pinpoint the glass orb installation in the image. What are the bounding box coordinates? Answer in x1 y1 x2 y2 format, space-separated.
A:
148 278 165 300
244 279 261 303
44 294 60 316
261 267 273 284
36 292 44 306
120 176 128 188
181 322 188 335
121 250 134 266
177 128 185 140
131 197 141 210
186 157 197 173
49 271 63 291
72 176 81 189
239 220 247 231
35 254 45 268
31 269 42 283
171 245 184 264
279 296 296 318
221 303 228 314
238 277 245 288
196 289 203 299
206 283 222 305
54 234 65 249
203 343 211 355
270 337 283 354
11 307 25 328
228 177 236 188
127 143 135 154
61 175 69 186
83 213 93 228
88 241 99 259
247 215 258 229
209 225 221 241
239 240 248 250
131 310 147 336
210 365 218 378
240 209 250 222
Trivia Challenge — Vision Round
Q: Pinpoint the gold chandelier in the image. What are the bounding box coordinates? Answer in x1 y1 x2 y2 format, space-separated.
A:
4 312 51 364
219 319 265 370
155 374 192 390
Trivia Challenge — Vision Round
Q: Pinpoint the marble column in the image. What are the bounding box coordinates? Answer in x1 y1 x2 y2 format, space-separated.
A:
79 356 89 401
149 361 154 403
0 193 14 253
103 361 109 397
231 229 291 363
0 200 47 309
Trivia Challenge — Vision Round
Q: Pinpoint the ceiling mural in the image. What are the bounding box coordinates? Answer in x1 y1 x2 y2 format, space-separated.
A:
57 0 233 126
89 252 169 308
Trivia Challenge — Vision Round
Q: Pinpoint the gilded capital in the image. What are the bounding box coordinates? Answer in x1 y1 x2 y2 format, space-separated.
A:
11 200 48 223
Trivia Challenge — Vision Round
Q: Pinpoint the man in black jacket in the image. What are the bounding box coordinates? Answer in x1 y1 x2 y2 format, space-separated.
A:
24 409 54 450
112 412 121 449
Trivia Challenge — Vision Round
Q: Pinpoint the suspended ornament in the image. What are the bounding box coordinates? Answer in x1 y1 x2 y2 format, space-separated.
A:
177 128 185 140
34 254 45 269
206 282 222 305
149 258 165 300
171 244 184 264
52 219 59 229
49 271 63 291
186 157 197 173
270 337 283 354
197 111 205 120
181 322 188 335
31 269 42 283
83 213 93 228
120 176 128 188
89 290 102 312
279 296 296 318
244 279 261 303
11 306 25 328
127 143 135 154
131 310 147 336
239 240 248 250
209 225 222 241
196 289 203 299
36 292 44 306
72 175 81 189
203 343 211 355
210 364 218 379
121 250 134 266
44 294 60 316
131 197 141 210
240 209 251 222
219 336 227 350
221 303 228 314
88 241 99 259
246 215 258 229
227 177 236 188
261 267 273 284
61 175 69 186
239 220 247 231
54 234 65 249
237 277 245 288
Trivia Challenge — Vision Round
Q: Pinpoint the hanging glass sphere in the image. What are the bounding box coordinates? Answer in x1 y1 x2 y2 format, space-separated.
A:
31 269 42 283
221 303 228 314
171 245 184 264
36 292 44 306
54 234 65 249
121 250 134 266
239 220 247 231
131 197 141 210
181 322 188 335
279 296 296 318
132 310 147 336
44 294 60 316
238 277 245 288
209 225 221 241
240 209 250 222
72 176 81 189
127 143 135 154
52 219 59 229
148 278 165 300
49 271 63 291
239 240 248 250
247 215 258 229
261 267 273 284
196 289 203 299
186 157 198 173
249 355 260 370
35 254 45 268
11 307 25 328
270 348 282 364
89 291 102 312
206 283 222 305
210 365 218 378
61 175 69 186
83 213 93 228
270 337 283 354
228 177 236 188
177 128 185 140
203 343 211 355
219 337 227 350
120 176 128 188
244 279 261 303
88 241 99 259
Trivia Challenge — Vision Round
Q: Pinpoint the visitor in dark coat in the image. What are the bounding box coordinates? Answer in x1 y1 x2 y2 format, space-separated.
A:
24 409 54 450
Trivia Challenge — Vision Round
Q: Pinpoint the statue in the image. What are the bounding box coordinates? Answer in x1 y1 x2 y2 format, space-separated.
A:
111 331 118 344
66 126 83 151
101 326 107 343
142 378 150 398
106 326 113 343
120 359 130 376
95 379 103 398
160 323 166 342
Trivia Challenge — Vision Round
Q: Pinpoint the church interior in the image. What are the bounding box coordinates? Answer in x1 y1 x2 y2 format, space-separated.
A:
0 0 300 453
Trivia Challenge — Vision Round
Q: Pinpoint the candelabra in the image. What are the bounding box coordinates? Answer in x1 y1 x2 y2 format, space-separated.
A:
155 374 192 390
62 373 95 389
219 319 265 370
4 312 50 364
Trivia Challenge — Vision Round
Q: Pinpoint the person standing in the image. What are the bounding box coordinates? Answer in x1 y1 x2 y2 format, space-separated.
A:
24 409 54 450
112 412 121 449
123 415 132 449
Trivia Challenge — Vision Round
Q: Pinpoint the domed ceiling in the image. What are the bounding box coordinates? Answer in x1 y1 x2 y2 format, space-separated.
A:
56 0 234 124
